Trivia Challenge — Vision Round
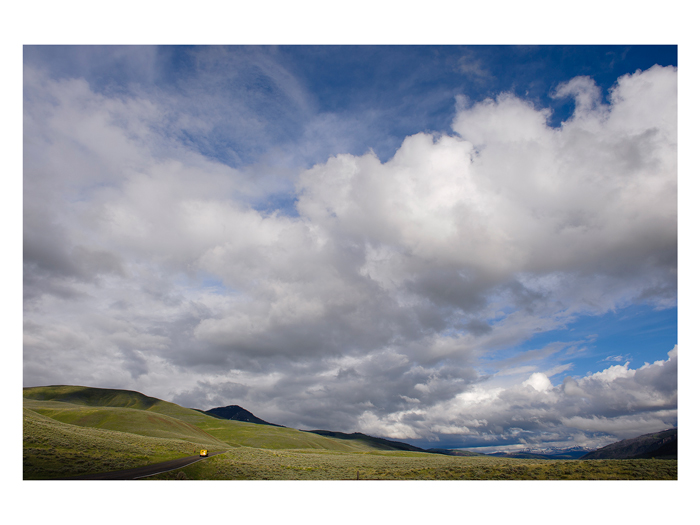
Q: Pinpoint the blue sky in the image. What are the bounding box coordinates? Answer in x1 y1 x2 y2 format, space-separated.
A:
24 45 677 166
483 304 677 382
23 45 677 453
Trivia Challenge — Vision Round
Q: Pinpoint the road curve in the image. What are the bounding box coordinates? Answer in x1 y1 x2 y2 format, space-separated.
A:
61 451 226 480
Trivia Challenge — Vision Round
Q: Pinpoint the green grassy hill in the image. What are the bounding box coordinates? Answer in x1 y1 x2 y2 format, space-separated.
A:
24 385 164 409
23 385 405 452
23 408 215 479
304 430 427 452
24 385 206 423
24 398 227 447
23 385 427 479
194 418 392 452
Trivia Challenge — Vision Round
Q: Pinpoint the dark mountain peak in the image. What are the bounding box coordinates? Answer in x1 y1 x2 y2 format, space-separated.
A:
582 428 677 460
204 405 283 427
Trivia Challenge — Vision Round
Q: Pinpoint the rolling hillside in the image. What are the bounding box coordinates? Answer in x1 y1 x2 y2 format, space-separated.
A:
23 407 214 479
24 398 227 447
23 385 436 479
24 385 207 423
304 430 427 452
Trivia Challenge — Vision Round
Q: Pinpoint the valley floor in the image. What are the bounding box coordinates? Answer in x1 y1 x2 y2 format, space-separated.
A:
145 448 678 480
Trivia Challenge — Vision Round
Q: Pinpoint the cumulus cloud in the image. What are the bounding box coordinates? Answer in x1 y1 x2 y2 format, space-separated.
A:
23 57 677 449
384 346 678 450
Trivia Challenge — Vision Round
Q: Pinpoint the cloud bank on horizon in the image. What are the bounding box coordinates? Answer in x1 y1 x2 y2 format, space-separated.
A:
23 46 677 451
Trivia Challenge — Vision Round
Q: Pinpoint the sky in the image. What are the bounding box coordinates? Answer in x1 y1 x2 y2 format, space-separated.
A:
23 45 678 453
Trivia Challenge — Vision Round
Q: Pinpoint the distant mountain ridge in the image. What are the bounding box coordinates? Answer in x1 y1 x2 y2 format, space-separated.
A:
303 430 427 452
204 405 284 427
581 428 677 460
427 448 484 457
486 447 590 460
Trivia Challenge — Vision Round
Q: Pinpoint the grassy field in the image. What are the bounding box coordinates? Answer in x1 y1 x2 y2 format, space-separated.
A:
23 386 678 480
192 418 399 452
146 447 678 480
23 408 227 479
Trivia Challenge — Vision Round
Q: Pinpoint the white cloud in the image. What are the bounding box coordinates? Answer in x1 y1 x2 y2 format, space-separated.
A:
362 346 677 446
23 61 677 449
522 372 553 392
552 75 602 117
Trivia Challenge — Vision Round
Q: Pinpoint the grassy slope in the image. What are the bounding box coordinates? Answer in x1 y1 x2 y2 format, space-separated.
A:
24 398 227 447
193 418 386 452
23 408 214 479
24 385 163 409
24 385 207 423
304 430 426 451
23 385 394 453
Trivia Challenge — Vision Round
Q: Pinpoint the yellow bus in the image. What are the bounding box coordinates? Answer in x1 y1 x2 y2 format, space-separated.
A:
200 449 208 457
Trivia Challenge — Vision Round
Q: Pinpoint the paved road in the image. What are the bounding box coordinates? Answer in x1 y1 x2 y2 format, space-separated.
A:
62 451 226 480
